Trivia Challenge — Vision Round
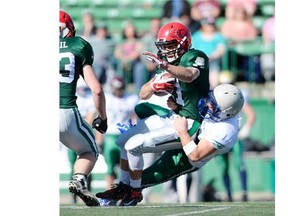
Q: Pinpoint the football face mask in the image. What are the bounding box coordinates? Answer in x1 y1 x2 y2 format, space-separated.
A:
198 91 221 122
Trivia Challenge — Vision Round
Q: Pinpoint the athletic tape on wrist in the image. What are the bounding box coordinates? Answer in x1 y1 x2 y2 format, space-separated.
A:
183 140 197 155
160 60 168 69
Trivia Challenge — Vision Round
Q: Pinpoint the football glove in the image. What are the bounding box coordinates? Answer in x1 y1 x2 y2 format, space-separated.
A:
143 51 168 69
92 117 108 134
116 119 135 134
150 81 175 93
150 73 176 93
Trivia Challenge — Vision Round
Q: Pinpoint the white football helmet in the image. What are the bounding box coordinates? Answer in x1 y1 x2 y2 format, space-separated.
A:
198 84 244 122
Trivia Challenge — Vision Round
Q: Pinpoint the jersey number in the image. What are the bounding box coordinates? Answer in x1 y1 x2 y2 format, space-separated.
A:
59 52 75 83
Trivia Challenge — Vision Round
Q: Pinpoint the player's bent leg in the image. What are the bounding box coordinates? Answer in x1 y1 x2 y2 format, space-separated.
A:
125 131 181 155
141 149 198 188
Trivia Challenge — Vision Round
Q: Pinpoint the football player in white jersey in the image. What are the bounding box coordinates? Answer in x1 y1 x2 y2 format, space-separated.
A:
139 83 244 176
174 83 244 169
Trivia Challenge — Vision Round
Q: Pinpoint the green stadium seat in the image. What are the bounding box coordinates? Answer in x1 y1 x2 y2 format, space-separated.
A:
256 0 275 5
215 17 226 29
252 16 268 31
60 0 77 6
65 7 88 20
260 4 275 16
233 37 274 57
92 0 131 7
60 0 93 7
91 0 163 7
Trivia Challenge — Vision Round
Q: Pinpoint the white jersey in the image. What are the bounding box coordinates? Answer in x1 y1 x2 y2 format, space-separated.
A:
189 115 241 168
106 92 139 134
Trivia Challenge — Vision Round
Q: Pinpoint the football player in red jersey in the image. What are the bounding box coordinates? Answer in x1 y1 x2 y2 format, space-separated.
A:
96 21 210 206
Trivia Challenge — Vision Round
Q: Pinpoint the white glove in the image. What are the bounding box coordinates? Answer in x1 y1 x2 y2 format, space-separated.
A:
238 124 251 139
143 51 168 69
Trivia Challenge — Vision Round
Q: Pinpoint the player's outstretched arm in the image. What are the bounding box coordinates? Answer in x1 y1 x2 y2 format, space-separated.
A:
143 51 200 83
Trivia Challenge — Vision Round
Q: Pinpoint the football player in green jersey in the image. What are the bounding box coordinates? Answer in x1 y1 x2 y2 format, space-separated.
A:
59 10 108 206
96 21 210 206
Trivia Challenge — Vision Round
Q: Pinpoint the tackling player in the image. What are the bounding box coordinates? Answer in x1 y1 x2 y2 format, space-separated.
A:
96 21 210 206
99 84 244 206
142 84 244 188
59 10 107 206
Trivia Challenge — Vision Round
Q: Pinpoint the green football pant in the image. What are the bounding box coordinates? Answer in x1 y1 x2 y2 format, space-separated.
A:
134 102 171 119
141 148 199 188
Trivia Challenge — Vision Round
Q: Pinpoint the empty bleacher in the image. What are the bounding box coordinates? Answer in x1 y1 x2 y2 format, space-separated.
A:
60 0 166 37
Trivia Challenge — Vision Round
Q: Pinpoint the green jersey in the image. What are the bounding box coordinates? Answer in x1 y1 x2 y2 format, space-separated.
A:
59 36 94 108
170 48 210 122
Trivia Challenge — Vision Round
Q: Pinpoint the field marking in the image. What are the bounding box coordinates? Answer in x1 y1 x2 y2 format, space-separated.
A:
165 207 230 216
61 206 90 209
140 204 247 208
60 203 247 209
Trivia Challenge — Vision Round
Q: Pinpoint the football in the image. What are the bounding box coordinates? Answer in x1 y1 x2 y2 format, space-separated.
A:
160 72 176 83
154 90 170 97
153 72 176 96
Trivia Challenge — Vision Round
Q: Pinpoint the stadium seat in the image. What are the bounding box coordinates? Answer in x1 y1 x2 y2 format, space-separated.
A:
215 17 226 29
260 4 275 16
252 16 269 31
60 0 93 7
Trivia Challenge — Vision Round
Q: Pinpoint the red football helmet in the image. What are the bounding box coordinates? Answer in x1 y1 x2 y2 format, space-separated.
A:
155 22 192 63
59 10 76 38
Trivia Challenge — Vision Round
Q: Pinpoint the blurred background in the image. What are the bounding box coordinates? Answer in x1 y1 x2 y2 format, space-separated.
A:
59 0 275 204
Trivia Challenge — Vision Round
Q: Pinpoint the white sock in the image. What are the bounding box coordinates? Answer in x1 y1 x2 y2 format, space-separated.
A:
130 178 141 189
119 170 130 185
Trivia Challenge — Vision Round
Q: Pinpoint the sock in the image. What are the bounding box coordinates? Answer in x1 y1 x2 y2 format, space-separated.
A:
240 169 247 193
130 178 142 189
119 170 130 185
223 174 232 199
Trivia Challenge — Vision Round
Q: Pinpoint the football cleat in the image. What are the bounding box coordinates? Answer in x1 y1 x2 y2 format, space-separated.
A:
117 188 143 206
69 179 100 206
96 182 132 200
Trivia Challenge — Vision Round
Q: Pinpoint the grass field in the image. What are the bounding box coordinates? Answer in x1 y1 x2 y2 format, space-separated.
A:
60 201 275 216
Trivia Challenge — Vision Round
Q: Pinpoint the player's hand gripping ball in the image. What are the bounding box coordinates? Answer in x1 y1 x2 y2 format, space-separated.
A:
150 72 176 96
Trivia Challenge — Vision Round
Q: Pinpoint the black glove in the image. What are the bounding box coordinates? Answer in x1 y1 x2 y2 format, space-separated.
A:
92 117 107 134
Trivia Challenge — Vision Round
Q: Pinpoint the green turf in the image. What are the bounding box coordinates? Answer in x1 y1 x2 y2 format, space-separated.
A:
60 201 275 216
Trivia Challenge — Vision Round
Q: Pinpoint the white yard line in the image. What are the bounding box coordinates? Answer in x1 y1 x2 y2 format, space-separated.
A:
165 207 230 216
